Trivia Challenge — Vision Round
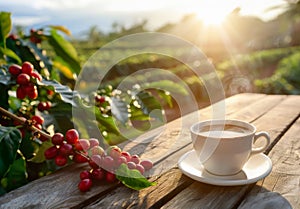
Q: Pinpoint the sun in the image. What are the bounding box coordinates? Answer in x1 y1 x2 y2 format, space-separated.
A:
195 1 237 26
197 11 227 26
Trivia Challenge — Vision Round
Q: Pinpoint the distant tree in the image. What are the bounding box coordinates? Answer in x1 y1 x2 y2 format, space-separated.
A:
86 25 104 43
283 1 300 45
267 0 300 46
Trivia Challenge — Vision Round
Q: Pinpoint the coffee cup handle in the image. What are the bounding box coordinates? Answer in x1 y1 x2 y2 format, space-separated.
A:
251 131 271 155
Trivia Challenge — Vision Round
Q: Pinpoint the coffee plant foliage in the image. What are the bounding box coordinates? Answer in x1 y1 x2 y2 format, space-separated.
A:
0 11 172 195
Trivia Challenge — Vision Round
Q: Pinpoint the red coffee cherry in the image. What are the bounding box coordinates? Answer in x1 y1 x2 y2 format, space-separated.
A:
130 155 140 164
37 102 47 111
27 88 38 100
89 138 99 148
80 170 91 180
44 146 58 159
47 89 54 96
114 156 127 167
65 129 79 144
51 133 64 145
105 172 116 183
109 147 122 160
73 153 89 163
136 164 145 174
21 61 34 75
16 87 26 99
31 115 44 125
101 156 114 171
91 168 105 181
9 64 22 76
95 95 105 103
55 155 68 166
24 83 35 93
78 178 92 192
127 162 137 170
90 154 102 167
74 139 90 151
30 29 42 44
16 73 31 85
140 159 153 171
121 151 131 162
59 143 73 156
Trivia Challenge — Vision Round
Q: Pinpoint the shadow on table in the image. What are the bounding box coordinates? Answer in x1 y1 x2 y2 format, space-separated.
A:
238 185 293 209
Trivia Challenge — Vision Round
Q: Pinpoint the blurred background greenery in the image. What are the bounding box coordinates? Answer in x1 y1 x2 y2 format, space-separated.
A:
5 2 300 120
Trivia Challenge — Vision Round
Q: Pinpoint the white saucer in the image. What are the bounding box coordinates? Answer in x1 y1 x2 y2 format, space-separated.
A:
178 150 272 186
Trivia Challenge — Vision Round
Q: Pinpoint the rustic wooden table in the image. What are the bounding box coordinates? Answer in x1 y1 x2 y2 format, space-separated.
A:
0 93 299 209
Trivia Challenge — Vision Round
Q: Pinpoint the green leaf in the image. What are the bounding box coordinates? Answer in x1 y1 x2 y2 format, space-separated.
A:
135 91 162 116
30 140 52 163
53 56 76 79
157 90 173 108
144 80 188 96
0 65 13 85
110 97 129 124
116 164 156 190
95 108 120 135
47 25 72 36
47 29 81 75
5 157 27 191
0 12 11 48
19 133 38 160
44 102 74 133
26 41 53 73
41 79 79 106
0 126 21 178
0 47 21 64
129 104 150 121
7 95 21 111
6 38 50 73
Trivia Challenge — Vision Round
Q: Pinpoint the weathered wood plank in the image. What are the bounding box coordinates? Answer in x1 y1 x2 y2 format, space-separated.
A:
162 182 251 209
0 163 119 209
0 94 263 209
0 94 262 208
229 94 287 122
84 94 290 208
159 95 300 209
238 116 300 209
0 94 293 209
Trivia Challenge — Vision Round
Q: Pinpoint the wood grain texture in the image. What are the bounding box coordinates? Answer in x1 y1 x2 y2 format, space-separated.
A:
238 116 300 209
75 94 270 208
1 93 263 209
161 182 251 209
0 163 120 209
84 94 290 208
1 93 299 209
229 94 286 122
156 95 300 209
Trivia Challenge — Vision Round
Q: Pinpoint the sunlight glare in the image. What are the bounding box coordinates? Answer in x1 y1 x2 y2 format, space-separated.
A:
196 0 238 26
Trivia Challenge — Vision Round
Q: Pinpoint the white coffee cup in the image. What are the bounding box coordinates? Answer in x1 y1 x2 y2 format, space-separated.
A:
190 119 270 176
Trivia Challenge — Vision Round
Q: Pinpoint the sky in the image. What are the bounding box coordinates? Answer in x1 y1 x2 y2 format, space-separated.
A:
0 0 292 37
